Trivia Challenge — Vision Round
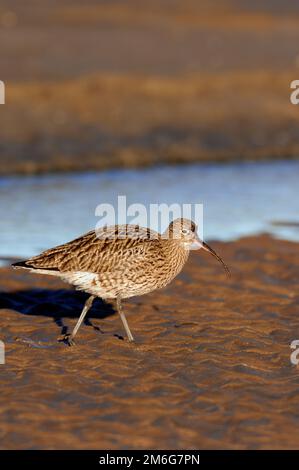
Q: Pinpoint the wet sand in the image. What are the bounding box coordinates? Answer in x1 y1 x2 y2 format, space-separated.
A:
1 235 299 449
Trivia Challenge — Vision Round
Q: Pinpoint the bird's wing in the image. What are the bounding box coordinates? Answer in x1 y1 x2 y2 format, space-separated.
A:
13 225 162 273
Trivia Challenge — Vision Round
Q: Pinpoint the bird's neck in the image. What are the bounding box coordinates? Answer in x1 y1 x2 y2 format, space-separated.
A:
163 240 190 275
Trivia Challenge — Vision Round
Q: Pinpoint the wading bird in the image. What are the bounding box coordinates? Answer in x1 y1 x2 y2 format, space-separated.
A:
12 219 230 345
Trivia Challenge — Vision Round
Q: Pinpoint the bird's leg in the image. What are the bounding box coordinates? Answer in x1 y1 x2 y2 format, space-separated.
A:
60 295 95 346
116 296 134 342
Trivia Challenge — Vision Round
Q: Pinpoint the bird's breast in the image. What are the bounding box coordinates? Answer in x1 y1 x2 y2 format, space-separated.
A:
60 243 190 299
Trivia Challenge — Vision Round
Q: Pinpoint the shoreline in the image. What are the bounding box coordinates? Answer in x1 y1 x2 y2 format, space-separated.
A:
2 68 299 176
1 154 299 177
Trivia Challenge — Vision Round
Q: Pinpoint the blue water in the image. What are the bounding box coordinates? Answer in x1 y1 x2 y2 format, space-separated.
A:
1 160 299 261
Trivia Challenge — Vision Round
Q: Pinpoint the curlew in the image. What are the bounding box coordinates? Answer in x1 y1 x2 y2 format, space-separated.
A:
12 219 230 345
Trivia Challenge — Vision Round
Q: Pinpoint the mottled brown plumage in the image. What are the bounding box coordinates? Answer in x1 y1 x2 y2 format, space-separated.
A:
12 218 230 344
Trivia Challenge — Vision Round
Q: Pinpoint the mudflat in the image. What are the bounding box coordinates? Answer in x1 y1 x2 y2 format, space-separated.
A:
1 0 299 174
1 235 299 449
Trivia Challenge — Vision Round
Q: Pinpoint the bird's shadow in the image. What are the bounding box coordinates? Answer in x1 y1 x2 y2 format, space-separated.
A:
0 288 118 338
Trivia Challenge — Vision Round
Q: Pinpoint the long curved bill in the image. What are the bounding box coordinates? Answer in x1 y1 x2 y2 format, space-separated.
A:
191 237 231 277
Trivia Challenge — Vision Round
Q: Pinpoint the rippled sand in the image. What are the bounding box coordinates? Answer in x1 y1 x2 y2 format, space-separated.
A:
1 235 299 449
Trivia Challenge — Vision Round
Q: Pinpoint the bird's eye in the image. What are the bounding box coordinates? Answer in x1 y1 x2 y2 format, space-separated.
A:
182 228 189 235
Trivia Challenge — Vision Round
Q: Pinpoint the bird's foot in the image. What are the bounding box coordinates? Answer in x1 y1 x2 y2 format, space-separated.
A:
58 333 76 346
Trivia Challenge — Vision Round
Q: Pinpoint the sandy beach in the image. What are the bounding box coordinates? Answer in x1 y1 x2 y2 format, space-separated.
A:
1 235 299 449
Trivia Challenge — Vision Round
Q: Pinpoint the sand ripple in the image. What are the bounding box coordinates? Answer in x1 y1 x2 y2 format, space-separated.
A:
1 235 299 449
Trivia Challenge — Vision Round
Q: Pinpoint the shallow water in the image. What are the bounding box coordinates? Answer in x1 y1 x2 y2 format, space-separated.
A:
1 160 299 260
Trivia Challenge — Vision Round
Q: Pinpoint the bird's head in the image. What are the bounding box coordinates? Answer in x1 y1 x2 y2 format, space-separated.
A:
164 218 230 277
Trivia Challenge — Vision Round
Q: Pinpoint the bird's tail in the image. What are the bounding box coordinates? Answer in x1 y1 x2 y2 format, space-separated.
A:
11 260 32 270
